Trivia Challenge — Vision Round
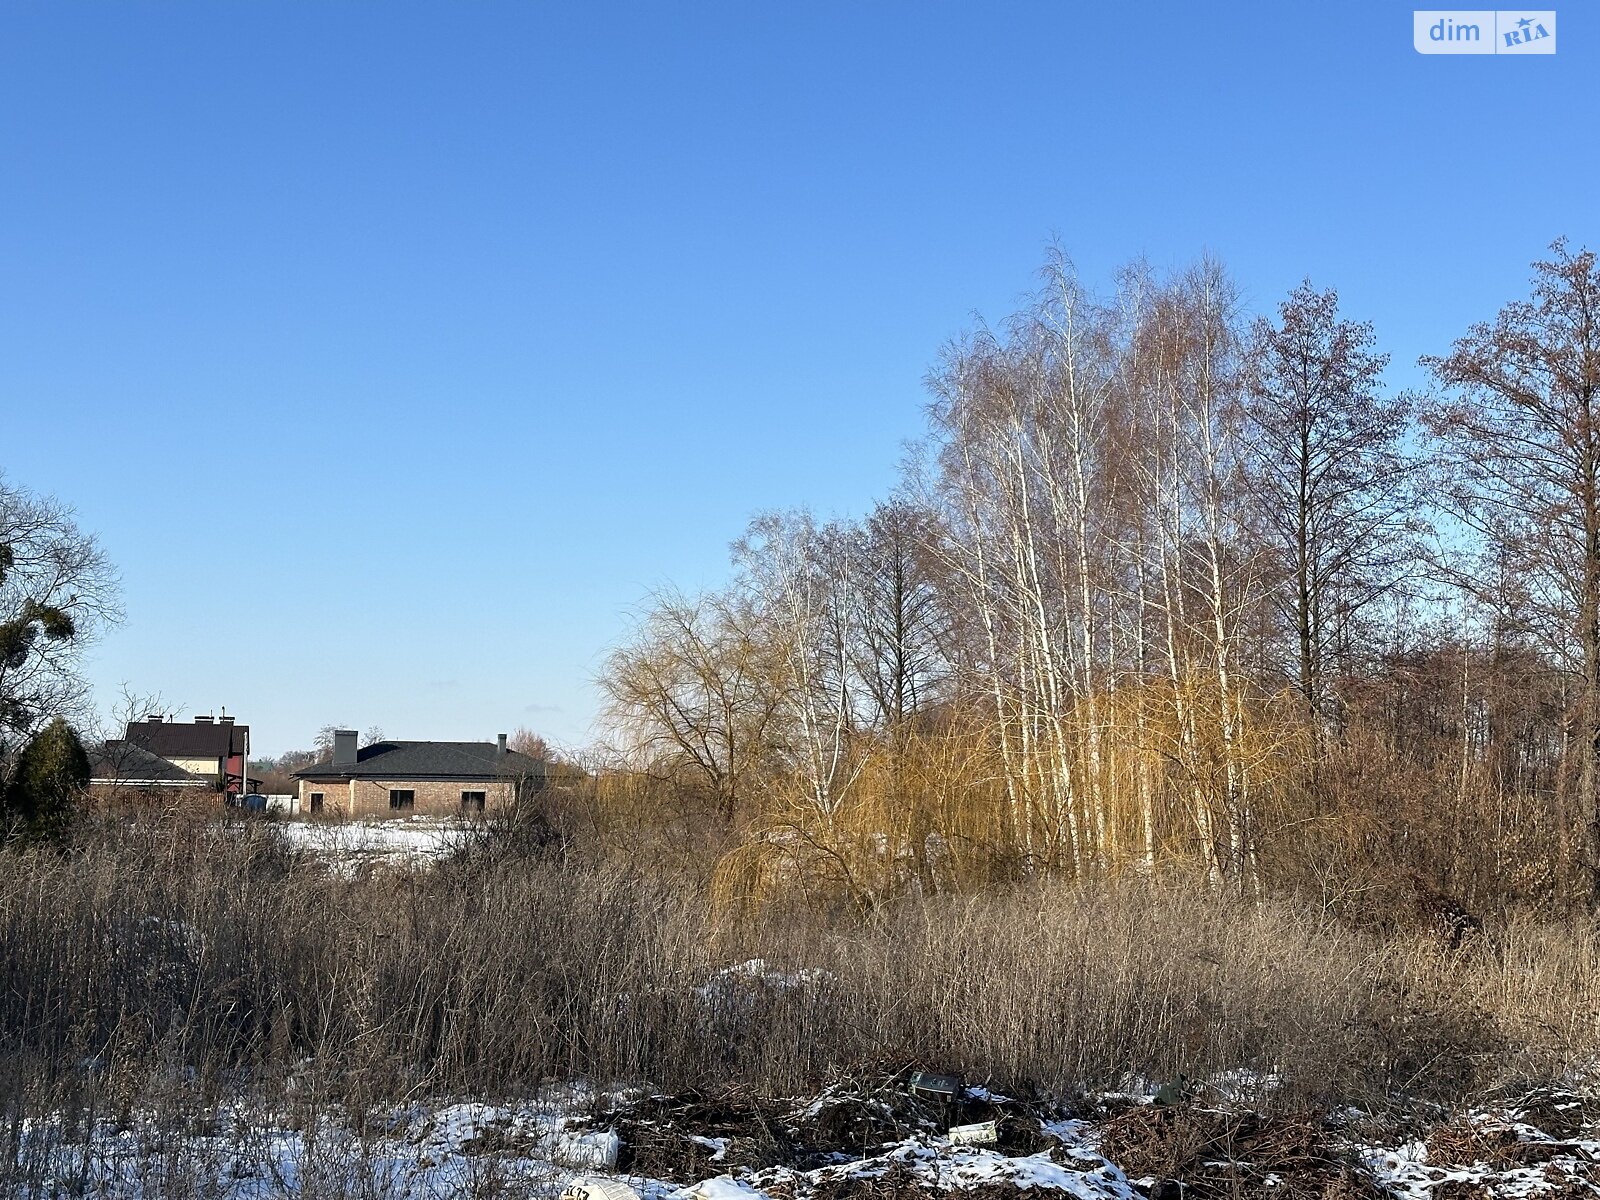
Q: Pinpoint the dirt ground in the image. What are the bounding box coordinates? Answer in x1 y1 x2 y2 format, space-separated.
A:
576 1071 1600 1200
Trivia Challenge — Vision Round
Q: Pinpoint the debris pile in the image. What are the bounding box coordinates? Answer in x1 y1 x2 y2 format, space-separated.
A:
17 1072 1600 1200
1096 1103 1383 1200
569 1075 1600 1200
590 1089 795 1179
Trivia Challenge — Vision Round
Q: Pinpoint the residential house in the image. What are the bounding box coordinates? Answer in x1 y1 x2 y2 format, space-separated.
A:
88 740 213 800
123 713 251 796
292 730 545 818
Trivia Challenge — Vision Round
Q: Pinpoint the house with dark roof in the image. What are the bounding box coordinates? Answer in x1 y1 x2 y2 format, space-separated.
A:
123 714 250 796
291 729 546 818
88 740 213 800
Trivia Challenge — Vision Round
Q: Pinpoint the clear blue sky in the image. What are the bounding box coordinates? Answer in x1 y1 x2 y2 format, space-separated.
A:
1 3 1592 756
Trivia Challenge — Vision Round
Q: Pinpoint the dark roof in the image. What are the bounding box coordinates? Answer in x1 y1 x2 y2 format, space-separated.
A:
90 741 212 785
125 718 249 758
293 740 548 781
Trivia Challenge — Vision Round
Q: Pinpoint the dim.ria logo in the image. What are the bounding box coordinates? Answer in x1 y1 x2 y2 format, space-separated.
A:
1501 14 1552 46
1413 10 1556 53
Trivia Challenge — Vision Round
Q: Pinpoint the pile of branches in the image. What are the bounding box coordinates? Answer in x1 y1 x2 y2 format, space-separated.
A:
1424 1118 1590 1170
1096 1106 1384 1200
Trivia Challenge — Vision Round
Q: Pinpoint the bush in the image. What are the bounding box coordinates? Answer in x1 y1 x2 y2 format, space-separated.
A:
0 813 1593 1125
2 716 88 842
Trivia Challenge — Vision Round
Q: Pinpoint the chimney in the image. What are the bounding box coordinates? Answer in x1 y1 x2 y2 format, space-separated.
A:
219 715 234 725
333 729 358 769
194 714 214 724
145 713 163 723
497 733 508 758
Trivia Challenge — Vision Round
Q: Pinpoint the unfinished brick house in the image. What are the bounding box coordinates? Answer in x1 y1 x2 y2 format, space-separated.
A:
292 730 546 818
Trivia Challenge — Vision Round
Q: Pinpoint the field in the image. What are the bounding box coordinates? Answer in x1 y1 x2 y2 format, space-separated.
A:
1 812 1599 1198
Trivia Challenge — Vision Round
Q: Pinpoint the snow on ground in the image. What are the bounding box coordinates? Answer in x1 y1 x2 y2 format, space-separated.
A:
1357 1113 1600 1200
275 816 463 872
18 1094 596 1199
694 959 837 1013
15 1079 1600 1199
7 1091 1144 1200
744 1136 1144 1200
1359 1146 1596 1200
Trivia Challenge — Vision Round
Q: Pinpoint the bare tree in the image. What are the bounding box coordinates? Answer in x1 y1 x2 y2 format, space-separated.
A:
920 254 1280 885
271 746 323 774
312 725 343 759
1240 281 1417 756
509 727 553 761
1423 239 1600 908
600 588 783 825
923 254 1129 873
1127 258 1266 884
848 501 951 734
0 475 120 765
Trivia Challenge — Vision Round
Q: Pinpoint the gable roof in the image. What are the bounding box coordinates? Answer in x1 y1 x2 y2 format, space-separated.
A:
293 740 548 781
90 741 213 786
125 718 249 759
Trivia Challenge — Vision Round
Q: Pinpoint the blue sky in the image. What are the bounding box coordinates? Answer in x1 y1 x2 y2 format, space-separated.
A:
1 3 1592 756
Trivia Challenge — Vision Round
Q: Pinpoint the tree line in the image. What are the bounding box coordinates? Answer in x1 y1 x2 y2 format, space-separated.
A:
597 240 1600 919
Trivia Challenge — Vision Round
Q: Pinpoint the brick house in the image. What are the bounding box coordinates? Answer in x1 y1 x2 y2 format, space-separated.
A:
292 730 546 818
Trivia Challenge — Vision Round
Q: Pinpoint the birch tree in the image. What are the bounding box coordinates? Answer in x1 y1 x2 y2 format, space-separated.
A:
1123 260 1265 884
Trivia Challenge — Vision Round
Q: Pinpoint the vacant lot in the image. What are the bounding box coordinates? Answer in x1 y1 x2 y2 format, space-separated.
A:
1 813 1598 1195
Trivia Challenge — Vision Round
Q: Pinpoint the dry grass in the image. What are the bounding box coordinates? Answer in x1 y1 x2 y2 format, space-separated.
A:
0 810 1596 1148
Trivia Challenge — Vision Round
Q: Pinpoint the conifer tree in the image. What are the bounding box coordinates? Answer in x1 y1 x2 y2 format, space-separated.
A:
3 716 89 842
